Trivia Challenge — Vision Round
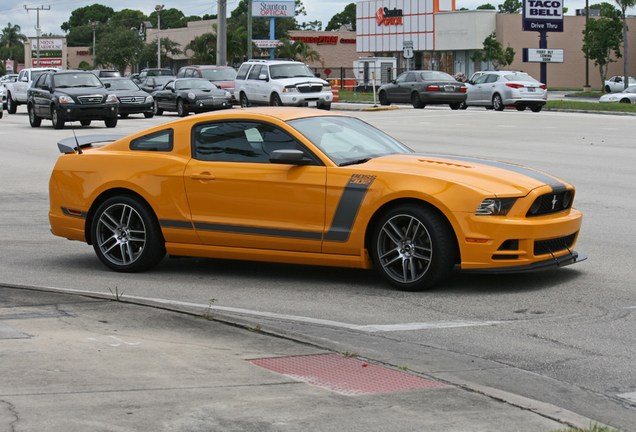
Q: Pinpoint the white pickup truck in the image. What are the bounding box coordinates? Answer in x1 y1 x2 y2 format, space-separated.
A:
5 67 59 114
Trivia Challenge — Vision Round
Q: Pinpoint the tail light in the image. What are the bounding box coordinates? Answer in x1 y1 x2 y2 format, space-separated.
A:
426 85 440 91
506 83 524 89
540 84 547 89
459 86 467 93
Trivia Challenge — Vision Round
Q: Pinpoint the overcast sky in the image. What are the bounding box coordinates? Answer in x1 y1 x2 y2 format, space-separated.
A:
1 0 633 38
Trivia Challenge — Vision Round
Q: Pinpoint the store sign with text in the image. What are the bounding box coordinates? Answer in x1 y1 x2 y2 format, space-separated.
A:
253 1 295 18
523 0 564 32
375 7 404 26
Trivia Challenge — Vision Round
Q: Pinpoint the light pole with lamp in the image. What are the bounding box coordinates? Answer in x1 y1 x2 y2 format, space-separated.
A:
155 4 164 68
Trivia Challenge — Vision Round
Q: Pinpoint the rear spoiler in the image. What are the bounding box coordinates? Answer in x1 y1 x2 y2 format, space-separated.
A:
57 134 126 154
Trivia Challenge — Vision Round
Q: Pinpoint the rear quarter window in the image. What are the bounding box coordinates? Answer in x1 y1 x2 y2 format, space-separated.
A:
130 129 174 152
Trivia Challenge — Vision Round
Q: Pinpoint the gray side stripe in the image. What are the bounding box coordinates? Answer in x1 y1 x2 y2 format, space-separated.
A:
418 153 567 191
193 222 322 240
160 220 194 229
324 175 376 242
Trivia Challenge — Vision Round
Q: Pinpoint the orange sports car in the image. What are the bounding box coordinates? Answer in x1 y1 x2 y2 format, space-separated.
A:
49 107 584 290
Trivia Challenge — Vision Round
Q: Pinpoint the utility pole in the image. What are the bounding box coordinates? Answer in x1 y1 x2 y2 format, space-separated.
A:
247 0 252 61
217 0 227 65
155 4 164 68
24 5 51 67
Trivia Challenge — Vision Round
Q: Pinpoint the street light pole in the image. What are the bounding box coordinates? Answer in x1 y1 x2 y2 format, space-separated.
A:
155 4 164 68
90 21 97 67
585 0 590 89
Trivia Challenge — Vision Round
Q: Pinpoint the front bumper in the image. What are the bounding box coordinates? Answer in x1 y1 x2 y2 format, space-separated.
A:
188 98 232 112
279 90 333 107
57 104 118 121
118 102 154 115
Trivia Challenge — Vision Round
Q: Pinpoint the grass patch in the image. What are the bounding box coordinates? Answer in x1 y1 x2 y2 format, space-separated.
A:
337 89 375 103
546 100 636 113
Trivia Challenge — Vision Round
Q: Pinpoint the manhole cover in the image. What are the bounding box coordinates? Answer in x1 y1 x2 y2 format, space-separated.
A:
249 353 447 395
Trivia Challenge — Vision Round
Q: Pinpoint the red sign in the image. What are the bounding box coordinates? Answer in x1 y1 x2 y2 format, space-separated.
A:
375 7 404 25
290 36 338 44
32 58 63 67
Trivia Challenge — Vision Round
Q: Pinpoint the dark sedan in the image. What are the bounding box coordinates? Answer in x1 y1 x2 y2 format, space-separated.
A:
378 70 467 109
139 75 176 94
152 78 233 116
102 77 154 119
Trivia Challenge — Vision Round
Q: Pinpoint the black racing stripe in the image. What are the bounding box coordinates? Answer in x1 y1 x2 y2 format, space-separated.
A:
193 222 322 240
324 174 376 242
61 207 87 219
160 219 194 230
417 153 567 191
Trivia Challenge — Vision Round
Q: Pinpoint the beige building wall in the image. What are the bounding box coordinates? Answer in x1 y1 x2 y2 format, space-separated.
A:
67 47 93 69
288 29 370 69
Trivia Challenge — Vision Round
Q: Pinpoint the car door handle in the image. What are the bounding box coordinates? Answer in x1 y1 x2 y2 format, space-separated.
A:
190 172 215 181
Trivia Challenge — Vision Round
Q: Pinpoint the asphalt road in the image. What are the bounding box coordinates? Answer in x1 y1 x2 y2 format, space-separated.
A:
1 104 635 430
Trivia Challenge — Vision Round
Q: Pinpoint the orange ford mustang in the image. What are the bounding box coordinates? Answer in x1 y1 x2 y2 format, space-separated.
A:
49 107 584 290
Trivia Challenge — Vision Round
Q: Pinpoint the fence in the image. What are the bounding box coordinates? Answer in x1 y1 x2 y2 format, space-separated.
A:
310 67 411 91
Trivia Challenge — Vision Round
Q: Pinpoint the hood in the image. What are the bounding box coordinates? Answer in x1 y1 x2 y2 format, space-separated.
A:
276 77 328 86
56 87 108 97
366 153 568 196
209 80 235 89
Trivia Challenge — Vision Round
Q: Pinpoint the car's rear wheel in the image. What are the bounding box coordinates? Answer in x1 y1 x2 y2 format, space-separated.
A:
411 92 424 109
530 106 543 113
104 117 117 128
379 91 390 106
240 92 250 108
492 94 504 111
458 101 468 110
177 99 188 117
80 119 91 126
270 93 283 106
7 94 17 114
51 108 65 129
28 104 41 127
449 102 461 110
371 204 456 291
318 102 331 111
91 195 165 272
516 106 526 111
154 101 163 115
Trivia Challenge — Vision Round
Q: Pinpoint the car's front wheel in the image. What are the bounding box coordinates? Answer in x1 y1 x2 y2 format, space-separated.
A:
371 204 456 291
51 108 65 129
411 92 424 109
28 104 41 127
270 93 283 106
7 94 17 114
177 99 188 117
154 101 163 116
378 91 390 106
144 112 154 119
91 195 165 272
104 117 117 128
492 94 504 111
240 92 250 108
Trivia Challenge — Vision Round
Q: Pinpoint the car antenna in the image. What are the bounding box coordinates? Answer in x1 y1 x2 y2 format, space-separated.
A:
71 123 83 154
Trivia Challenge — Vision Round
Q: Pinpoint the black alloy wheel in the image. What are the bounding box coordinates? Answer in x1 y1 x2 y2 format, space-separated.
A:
378 91 390 106
91 195 165 272
371 204 456 291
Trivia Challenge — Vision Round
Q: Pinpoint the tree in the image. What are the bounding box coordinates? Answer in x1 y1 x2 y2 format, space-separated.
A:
0 23 28 62
94 23 145 73
582 11 623 88
275 38 323 64
299 20 323 31
614 0 636 89
185 33 216 64
498 0 522 13
110 9 148 30
149 8 187 29
326 3 356 31
61 4 114 32
470 32 515 69
476 4 496 9
138 37 182 69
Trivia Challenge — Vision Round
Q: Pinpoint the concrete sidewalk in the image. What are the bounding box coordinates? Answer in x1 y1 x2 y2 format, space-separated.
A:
1 285 595 431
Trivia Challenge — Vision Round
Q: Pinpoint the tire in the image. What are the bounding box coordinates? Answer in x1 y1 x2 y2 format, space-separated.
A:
80 119 91 126
458 101 468 110
379 91 390 106
530 106 543 113
144 112 154 119
411 92 424 109
371 204 456 291
154 101 163 116
7 94 17 114
28 104 41 127
620 98 631 103
605 85 611 93
104 117 118 128
318 102 331 111
516 106 526 111
270 93 283 106
449 102 461 110
91 195 165 272
120 113 129 119
492 94 504 111
240 92 250 108
51 108 65 129
177 99 188 117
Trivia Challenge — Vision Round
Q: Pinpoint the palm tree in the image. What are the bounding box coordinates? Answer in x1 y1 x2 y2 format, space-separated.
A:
275 39 323 65
1 23 27 49
615 0 636 89
185 33 216 64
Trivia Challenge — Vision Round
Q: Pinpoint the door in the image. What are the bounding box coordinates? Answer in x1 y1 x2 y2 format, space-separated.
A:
394 72 416 103
184 120 327 252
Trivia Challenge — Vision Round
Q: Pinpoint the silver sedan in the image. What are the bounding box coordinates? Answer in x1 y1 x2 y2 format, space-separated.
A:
599 85 636 103
462 71 547 112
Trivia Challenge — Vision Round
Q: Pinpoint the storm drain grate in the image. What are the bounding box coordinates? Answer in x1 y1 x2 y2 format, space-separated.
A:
248 353 447 395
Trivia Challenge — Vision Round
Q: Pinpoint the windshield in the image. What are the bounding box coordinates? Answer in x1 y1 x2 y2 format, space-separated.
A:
201 68 237 81
270 64 314 79
175 79 215 90
103 79 140 91
53 73 103 88
147 69 174 76
289 116 413 166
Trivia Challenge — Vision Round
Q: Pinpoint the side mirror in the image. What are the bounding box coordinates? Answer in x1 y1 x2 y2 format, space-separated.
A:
269 149 307 164
258 74 268 81
104 83 111 88
21 76 28 82
391 80 396 84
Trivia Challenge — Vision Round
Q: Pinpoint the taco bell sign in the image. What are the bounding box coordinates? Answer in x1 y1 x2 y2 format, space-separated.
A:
523 0 564 32
253 1 296 18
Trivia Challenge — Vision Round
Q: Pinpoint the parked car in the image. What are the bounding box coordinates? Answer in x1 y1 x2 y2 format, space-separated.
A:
234 59 333 109
176 65 237 101
152 77 232 116
48 108 584 290
101 77 154 118
139 75 176 93
5 67 59 114
27 70 118 129
0 73 18 84
377 70 467 109
603 75 636 93
92 69 122 78
462 71 547 112
135 68 174 83
599 85 636 103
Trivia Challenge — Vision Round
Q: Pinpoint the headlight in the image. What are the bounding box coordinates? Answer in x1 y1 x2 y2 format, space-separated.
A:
282 87 298 93
105 94 118 103
224 91 231 98
324 85 332 91
188 92 196 100
145 95 154 103
476 198 517 216
58 95 75 104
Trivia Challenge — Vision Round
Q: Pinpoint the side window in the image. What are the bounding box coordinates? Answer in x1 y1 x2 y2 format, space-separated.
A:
247 65 262 80
43 74 51 88
486 74 499 83
404 72 416 82
474 74 489 84
130 129 174 152
395 73 407 84
192 121 316 164
186 69 195 78
176 69 185 78
33 74 45 88
236 63 251 80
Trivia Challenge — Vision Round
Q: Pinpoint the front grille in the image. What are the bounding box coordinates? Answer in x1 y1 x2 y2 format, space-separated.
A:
534 233 577 256
296 83 324 93
78 95 104 104
119 96 146 104
526 189 574 217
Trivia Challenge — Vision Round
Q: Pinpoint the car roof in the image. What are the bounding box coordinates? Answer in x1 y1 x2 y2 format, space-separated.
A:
185 65 234 69
207 107 347 122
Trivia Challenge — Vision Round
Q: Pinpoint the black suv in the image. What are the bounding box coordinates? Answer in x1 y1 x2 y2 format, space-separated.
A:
27 70 119 129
